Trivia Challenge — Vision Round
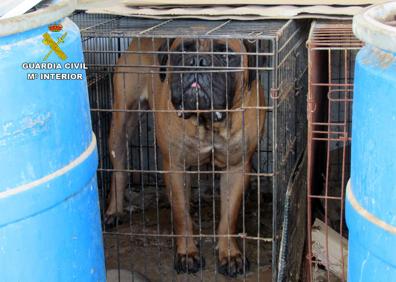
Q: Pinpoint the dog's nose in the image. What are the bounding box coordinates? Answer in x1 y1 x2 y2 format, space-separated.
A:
186 56 211 67
199 56 211 67
186 56 196 66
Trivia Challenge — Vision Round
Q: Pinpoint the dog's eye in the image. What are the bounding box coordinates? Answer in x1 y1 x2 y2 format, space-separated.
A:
215 46 234 60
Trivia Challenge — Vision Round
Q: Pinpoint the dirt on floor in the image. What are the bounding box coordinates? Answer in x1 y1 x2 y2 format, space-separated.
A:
105 233 272 282
103 186 273 282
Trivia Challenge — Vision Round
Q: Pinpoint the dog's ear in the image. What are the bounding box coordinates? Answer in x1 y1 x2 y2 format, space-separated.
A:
243 40 264 90
158 38 175 82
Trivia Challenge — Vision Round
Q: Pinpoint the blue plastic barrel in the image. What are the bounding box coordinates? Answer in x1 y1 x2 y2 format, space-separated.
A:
347 2 396 281
0 1 105 281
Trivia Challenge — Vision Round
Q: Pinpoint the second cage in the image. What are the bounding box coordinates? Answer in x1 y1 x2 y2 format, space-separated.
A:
306 21 363 281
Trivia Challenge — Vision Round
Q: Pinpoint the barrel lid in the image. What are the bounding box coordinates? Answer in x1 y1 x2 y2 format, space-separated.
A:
353 1 396 53
0 0 76 37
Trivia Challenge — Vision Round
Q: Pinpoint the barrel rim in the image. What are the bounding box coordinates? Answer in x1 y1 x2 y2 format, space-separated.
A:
0 133 97 199
353 1 396 53
0 0 76 37
346 180 396 235
0 133 98 227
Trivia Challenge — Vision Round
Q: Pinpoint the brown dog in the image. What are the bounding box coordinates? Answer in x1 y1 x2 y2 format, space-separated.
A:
105 37 265 277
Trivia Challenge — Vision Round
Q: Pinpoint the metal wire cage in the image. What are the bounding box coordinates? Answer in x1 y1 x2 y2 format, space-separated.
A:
71 13 307 281
306 21 363 281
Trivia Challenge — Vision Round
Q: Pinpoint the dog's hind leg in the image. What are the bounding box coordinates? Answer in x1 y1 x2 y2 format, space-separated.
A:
105 52 149 228
217 163 251 277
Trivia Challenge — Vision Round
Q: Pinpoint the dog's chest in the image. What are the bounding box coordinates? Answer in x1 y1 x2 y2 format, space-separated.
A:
185 126 244 167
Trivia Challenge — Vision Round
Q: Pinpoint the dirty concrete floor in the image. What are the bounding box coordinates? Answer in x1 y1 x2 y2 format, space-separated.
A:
105 233 272 282
103 189 273 282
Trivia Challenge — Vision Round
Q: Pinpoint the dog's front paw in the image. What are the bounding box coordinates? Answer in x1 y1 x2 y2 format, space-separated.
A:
174 253 205 274
103 213 123 230
218 254 250 278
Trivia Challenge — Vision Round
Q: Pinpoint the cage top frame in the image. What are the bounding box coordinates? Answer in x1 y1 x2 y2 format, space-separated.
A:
73 12 296 40
307 20 363 50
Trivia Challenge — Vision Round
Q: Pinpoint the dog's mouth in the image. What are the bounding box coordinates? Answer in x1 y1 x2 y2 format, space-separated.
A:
174 80 226 123
191 81 201 90
175 106 225 123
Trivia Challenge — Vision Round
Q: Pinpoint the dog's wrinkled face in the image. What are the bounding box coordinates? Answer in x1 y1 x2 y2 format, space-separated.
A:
159 39 255 124
169 40 240 123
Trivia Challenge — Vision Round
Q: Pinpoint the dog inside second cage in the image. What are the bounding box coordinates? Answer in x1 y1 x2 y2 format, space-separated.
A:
105 36 265 278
